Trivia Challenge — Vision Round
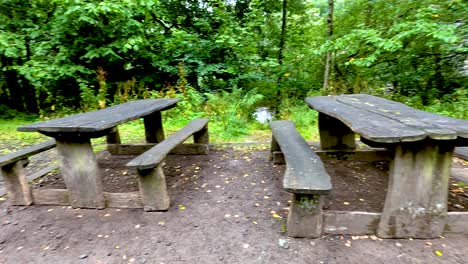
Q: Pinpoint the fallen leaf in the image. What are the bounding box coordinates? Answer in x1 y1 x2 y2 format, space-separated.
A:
178 205 186 210
434 250 443 256
272 213 282 219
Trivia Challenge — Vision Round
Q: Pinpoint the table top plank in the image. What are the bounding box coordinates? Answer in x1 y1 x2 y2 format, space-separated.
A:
306 96 427 143
337 94 465 139
306 94 468 143
18 99 180 133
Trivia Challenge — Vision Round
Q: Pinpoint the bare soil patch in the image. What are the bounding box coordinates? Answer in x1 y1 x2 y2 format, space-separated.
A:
1 147 468 263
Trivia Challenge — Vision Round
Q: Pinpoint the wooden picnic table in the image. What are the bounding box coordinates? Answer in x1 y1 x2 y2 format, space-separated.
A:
306 94 468 238
17 98 180 209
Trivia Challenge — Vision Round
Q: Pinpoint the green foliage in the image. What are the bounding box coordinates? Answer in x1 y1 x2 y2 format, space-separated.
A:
393 88 468 119
0 0 466 135
204 87 264 139
276 96 320 141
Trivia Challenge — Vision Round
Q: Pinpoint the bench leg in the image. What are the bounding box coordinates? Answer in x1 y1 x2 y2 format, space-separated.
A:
1 159 33 205
270 136 285 164
144 111 165 143
377 141 454 238
318 112 356 150
287 194 324 238
56 139 105 209
137 163 170 211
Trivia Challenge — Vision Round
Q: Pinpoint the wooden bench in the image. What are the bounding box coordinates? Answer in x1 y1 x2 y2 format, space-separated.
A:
270 120 332 238
455 147 468 160
0 140 56 205
127 118 209 211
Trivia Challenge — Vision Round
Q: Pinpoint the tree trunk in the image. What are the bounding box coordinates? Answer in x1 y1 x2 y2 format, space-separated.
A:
322 0 334 95
278 0 287 66
276 0 288 100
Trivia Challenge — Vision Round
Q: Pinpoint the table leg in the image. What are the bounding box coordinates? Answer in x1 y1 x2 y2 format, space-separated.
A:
106 127 121 144
144 111 165 143
318 112 356 150
377 140 454 238
56 138 105 208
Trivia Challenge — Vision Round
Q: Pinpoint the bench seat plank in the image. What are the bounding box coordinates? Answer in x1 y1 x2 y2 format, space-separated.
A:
127 118 209 170
17 99 180 133
306 96 426 143
337 94 464 140
455 147 468 160
0 140 56 167
270 120 331 194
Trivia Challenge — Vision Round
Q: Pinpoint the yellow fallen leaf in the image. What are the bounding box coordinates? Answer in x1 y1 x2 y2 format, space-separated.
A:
435 250 443 256
178 205 186 210
253 221 258 225
272 213 282 219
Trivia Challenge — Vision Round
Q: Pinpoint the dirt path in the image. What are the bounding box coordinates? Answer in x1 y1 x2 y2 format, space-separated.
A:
1 148 468 264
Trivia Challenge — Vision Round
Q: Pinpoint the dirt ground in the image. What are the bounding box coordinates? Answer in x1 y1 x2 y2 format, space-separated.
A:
1 146 468 264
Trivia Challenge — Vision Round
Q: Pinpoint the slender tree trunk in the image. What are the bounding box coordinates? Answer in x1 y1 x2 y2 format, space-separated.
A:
322 0 334 94
278 0 287 66
275 0 288 103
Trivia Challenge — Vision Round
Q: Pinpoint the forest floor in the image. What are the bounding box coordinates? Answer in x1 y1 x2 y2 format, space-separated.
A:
1 144 468 264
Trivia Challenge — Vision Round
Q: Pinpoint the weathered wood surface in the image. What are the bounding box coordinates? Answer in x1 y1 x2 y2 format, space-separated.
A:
338 94 468 139
455 147 468 160
377 141 455 238
31 189 144 208
1 160 32 205
318 113 356 150
127 118 209 170
273 149 392 164
287 194 324 238
106 127 121 144
306 94 468 143
144 111 165 143
270 120 332 194
0 140 56 167
32 189 69 205
107 143 209 156
17 99 180 134
56 139 105 208
323 211 381 235
445 212 468 234
137 164 170 211
104 192 143 208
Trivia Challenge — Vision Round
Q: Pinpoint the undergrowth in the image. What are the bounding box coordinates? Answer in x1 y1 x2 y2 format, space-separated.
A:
1 86 465 154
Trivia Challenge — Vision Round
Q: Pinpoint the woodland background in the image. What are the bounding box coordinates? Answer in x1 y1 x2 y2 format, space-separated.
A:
0 0 467 141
